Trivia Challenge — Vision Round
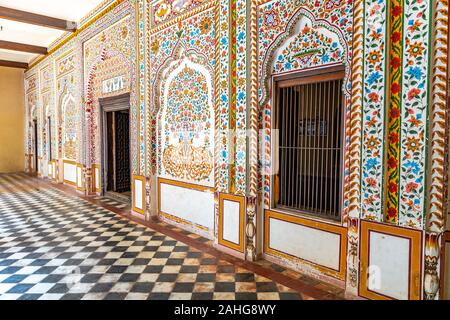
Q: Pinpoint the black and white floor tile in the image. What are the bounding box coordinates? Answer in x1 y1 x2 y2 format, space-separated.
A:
0 173 312 300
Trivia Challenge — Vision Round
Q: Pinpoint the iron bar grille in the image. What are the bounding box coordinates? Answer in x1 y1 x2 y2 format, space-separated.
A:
275 76 343 221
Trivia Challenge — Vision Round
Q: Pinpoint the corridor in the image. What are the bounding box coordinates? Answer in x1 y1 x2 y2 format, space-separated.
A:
0 173 343 300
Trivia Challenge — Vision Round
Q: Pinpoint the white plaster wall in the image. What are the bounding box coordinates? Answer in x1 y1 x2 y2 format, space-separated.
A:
160 182 214 230
95 167 100 191
76 166 82 188
368 232 410 300
63 162 76 183
134 179 143 210
222 200 241 244
269 217 341 271
52 162 57 180
40 158 48 177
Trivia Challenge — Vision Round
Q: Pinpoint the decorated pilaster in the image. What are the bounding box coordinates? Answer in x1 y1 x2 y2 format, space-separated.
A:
424 0 449 300
344 0 364 297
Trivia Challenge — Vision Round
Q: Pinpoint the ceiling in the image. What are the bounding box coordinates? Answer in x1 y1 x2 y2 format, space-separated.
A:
0 0 106 64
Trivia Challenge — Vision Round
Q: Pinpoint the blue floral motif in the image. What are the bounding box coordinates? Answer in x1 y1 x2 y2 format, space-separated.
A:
407 67 423 80
365 158 379 170
367 72 381 85
404 161 420 175
321 54 330 63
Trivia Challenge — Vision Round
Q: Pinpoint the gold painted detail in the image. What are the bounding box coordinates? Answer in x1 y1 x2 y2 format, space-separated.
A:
163 143 213 181
160 211 209 232
64 139 77 161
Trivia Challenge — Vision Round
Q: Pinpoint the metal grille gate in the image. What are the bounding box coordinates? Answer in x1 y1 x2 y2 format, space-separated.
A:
275 73 344 221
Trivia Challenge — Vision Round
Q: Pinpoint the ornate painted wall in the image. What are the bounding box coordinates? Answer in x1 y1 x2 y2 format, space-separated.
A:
149 5 216 185
24 0 137 191
146 0 224 239
255 0 353 211
55 50 77 162
22 0 449 300
84 15 134 168
158 61 215 185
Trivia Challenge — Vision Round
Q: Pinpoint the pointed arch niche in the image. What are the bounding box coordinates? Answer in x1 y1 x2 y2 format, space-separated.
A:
259 7 351 210
154 45 216 239
85 49 131 166
260 8 350 106
84 47 132 194
61 94 77 162
60 93 78 186
28 101 38 173
41 98 52 177
259 8 351 283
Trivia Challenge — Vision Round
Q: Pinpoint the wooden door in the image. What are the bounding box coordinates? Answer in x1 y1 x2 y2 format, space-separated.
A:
114 111 130 193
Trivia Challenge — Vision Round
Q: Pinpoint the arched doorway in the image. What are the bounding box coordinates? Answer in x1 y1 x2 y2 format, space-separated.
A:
99 93 131 198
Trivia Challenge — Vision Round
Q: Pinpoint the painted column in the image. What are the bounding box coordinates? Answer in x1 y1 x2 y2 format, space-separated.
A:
424 0 449 300
245 0 259 262
384 0 403 225
345 0 364 297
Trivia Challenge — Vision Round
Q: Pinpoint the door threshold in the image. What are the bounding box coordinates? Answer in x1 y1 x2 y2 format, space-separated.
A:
104 191 131 204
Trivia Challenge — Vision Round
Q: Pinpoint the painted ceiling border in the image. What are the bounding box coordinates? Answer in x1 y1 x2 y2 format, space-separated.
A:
29 0 126 69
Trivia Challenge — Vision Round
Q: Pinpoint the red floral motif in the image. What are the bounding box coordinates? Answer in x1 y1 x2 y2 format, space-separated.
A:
388 207 397 218
406 182 419 193
407 88 421 101
390 107 400 119
391 31 401 43
391 82 401 94
389 132 399 144
388 156 398 169
389 182 398 193
390 57 401 69
368 92 379 103
392 5 402 17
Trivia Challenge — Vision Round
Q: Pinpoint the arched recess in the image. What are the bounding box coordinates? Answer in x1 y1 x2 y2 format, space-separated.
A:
251 5 356 285
42 103 51 160
260 7 350 106
85 48 132 165
30 105 37 122
258 7 351 214
84 48 131 193
153 43 216 238
29 105 38 172
28 104 37 154
155 45 215 187
39 101 52 177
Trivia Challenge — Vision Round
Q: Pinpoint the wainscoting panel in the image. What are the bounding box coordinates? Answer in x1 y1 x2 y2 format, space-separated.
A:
359 221 422 300
219 193 245 253
63 160 77 185
158 178 214 239
264 210 347 280
132 175 145 214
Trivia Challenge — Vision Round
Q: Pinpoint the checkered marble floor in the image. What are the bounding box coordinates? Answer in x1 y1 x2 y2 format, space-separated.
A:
92 195 131 211
0 173 341 300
